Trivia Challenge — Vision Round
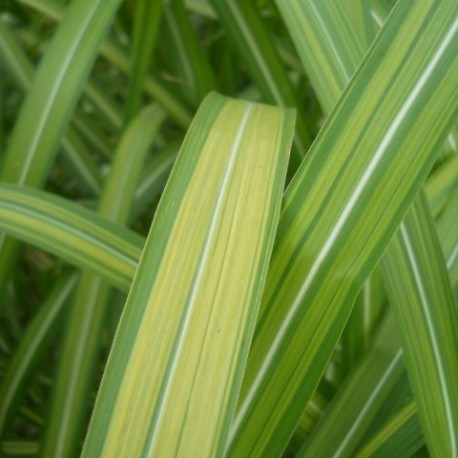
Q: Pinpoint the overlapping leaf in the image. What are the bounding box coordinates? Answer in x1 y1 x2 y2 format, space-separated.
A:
228 1 458 455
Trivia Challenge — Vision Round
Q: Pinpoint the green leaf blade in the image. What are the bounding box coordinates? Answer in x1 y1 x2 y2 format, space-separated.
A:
0 185 143 292
82 93 295 457
208 0 311 161
381 193 458 457
229 2 458 455
124 0 162 123
274 1 458 456
0 0 124 302
1 0 122 187
299 313 404 458
0 273 78 437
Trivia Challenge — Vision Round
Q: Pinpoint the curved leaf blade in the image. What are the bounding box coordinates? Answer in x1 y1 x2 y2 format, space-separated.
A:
0 0 124 301
380 193 458 457
228 2 458 455
0 185 143 292
274 1 458 456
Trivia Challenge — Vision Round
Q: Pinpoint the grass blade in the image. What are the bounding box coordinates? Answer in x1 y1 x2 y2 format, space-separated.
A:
341 268 385 378
276 2 458 456
82 92 294 457
17 0 193 128
0 19 103 196
124 0 162 123
0 0 123 301
437 188 458 300
275 0 369 115
130 143 178 222
208 0 311 162
425 154 458 217
299 313 404 457
162 0 217 105
0 273 77 437
356 400 423 458
0 185 143 292
229 2 458 455
380 193 458 457
0 0 121 187
40 105 165 457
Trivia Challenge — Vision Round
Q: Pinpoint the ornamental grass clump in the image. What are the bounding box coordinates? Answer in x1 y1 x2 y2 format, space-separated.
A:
0 1 457 457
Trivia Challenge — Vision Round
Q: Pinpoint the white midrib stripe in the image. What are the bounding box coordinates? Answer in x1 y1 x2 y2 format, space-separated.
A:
165 9 194 91
143 104 254 456
0 275 76 430
446 243 457 270
0 201 139 269
399 223 457 456
227 2 283 105
229 20 457 443
310 0 352 82
333 350 404 458
18 0 102 185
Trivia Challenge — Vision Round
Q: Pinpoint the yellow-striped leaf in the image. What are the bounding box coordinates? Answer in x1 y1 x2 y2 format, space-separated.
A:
380 193 458 457
274 1 458 456
229 1 457 455
82 93 294 457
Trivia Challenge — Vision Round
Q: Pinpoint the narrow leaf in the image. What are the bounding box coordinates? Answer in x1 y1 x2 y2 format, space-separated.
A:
0 19 103 196
0 273 77 436
40 105 165 457
380 193 458 457
208 0 311 162
162 0 217 105
299 313 405 458
17 0 193 128
124 0 162 123
356 401 423 458
0 185 143 292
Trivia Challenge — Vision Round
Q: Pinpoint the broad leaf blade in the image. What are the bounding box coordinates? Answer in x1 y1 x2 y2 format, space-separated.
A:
82 93 294 457
274 0 369 115
228 2 458 455
275 1 458 456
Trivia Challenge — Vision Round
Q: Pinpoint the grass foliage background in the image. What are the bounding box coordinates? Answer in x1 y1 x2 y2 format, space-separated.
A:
0 0 457 457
